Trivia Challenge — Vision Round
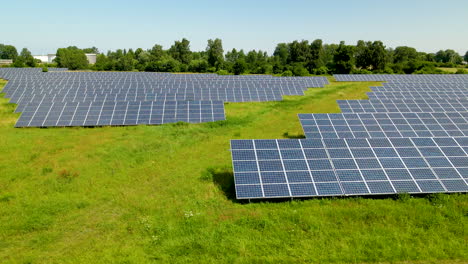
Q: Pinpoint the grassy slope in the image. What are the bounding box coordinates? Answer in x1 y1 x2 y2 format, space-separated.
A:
0 78 467 264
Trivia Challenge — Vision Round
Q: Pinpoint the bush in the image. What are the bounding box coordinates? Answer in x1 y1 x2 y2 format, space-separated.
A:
292 65 309 76
313 66 329 75
188 59 209 73
352 68 372 74
281 70 293 76
232 59 247 75
42 66 48 72
455 68 467 74
413 66 445 74
216 69 229 75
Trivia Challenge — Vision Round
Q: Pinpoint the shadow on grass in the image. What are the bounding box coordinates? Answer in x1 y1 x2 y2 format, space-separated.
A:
201 166 461 204
201 166 238 202
282 132 306 139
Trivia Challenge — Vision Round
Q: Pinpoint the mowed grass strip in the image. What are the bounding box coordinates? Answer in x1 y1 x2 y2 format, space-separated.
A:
0 78 466 264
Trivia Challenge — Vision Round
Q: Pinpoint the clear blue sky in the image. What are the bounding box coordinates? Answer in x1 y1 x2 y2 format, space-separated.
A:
1 0 467 55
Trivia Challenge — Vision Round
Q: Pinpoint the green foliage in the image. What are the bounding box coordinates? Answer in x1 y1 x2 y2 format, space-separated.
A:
27 39 464 75
81 47 99 54
0 44 18 60
393 46 418 64
216 69 229 75
232 59 247 75
333 41 355 73
292 64 309 76
169 38 192 64
464 51 468 62
145 57 180 72
55 46 89 70
355 40 387 71
455 68 467 74
206 38 224 68
12 48 36 68
435 49 463 64
188 59 209 73
281 70 293 76
42 66 48 72
313 66 329 75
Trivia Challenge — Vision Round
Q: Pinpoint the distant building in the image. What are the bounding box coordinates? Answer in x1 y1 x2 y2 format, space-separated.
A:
33 53 97 64
0 59 13 66
85 53 97 64
33 54 56 64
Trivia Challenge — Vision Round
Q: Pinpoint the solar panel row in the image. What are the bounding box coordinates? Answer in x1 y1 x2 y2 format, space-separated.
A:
15 100 225 127
299 112 468 139
367 91 468 100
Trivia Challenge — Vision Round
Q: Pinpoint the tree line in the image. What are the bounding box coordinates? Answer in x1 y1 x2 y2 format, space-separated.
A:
1 40 467 74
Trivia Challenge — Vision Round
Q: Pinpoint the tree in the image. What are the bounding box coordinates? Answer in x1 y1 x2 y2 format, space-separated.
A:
435 49 463 64
273 43 289 65
206 38 224 68
135 48 151 71
288 40 310 63
225 48 245 63
393 46 418 64
23 48 36 67
55 46 89 70
334 41 355 73
12 48 36 67
169 38 192 64
322 43 338 69
0 44 18 60
115 51 136 71
354 40 387 71
232 59 247 75
465 51 468 63
354 40 369 69
369 41 387 71
188 59 209 73
307 39 325 71
94 54 113 71
82 47 99 54
149 44 164 61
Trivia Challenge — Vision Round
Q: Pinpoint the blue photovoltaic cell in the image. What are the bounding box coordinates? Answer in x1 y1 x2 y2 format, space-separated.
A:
289 183 316 196
236 185 263 199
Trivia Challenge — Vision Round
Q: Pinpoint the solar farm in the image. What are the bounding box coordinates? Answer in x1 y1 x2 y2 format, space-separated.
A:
0 70 467 263
231 74 468 199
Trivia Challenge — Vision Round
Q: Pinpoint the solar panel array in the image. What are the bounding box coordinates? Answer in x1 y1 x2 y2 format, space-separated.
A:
0 69 328 127
231 138 468 199
231 74 468 199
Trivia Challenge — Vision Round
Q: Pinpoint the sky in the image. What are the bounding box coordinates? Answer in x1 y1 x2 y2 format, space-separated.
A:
1 0 467 55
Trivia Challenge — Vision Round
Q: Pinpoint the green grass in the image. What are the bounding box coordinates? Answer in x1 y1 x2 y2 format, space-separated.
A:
0 77 467 263
437 67 466 73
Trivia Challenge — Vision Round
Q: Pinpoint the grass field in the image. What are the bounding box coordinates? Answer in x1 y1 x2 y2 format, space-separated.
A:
437 67 467 73
0 78 467 263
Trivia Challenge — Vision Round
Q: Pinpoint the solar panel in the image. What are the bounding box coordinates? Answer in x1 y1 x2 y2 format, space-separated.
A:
231 138 468 199
15 100 226 127
367 91 468 100
338 99 468 113
299 112 468 138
